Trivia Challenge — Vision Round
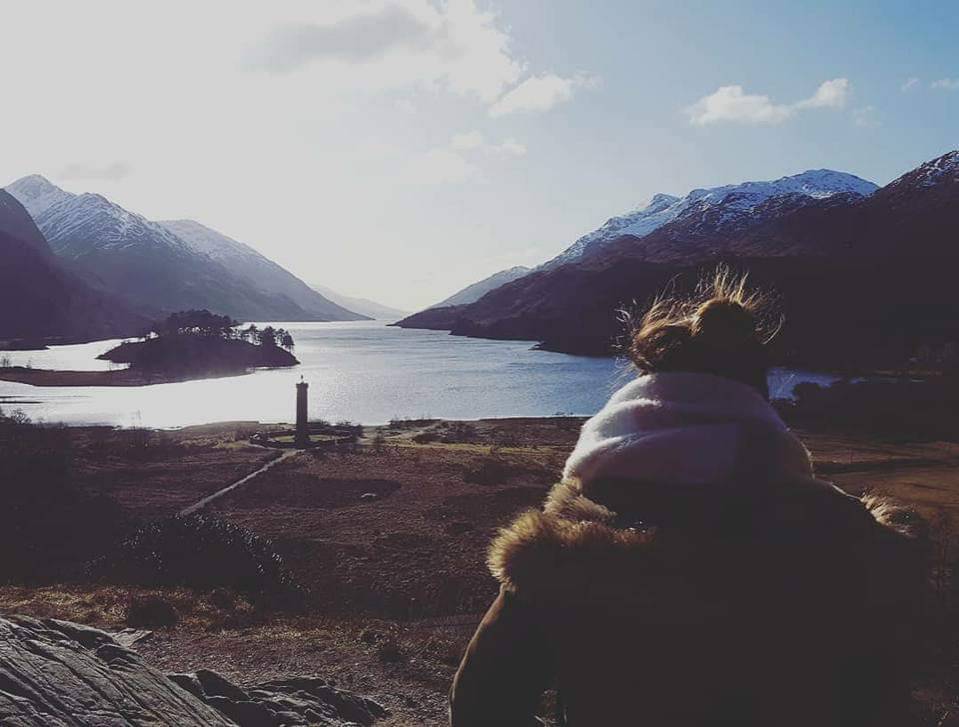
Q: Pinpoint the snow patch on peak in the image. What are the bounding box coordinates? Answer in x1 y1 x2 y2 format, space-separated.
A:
543 169 878 269
160 219 263 262
6 175 73 218
34 191 192 257
545 192 685 268
640 193 681 213
891 150 959 189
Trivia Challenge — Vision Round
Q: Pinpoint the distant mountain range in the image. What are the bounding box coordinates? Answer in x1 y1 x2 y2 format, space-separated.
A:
0 190 146 343
0 175 427 342
309 283 407 320
5 175 366 325
158 219 366 321
431 266 531 308
397 151 959 369
542 169 878 268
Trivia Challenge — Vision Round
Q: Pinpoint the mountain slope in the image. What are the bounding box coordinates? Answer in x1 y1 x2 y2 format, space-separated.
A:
309 283 407 320
399 153 958 368
160 220 368 321
0 190 146 342
432 266 531 308
7 176 364 323
543 169 877 269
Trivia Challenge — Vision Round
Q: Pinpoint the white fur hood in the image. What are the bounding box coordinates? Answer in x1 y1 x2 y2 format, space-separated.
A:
564 373 815 491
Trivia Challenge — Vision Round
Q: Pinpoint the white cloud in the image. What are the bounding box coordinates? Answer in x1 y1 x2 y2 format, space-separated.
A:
687 78 850 126
245 2 599 118
901 77 920 92
245 6 432 71
686 85 792 125
794 78 849 109
59 161 133 181
244 0 525 104
489 73 598 117
931 78 959 91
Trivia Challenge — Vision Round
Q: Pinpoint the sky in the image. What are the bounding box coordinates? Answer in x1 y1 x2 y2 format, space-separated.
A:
1 1 957 310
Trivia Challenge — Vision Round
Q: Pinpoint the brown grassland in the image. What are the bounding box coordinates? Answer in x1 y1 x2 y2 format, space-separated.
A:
1 417 958 724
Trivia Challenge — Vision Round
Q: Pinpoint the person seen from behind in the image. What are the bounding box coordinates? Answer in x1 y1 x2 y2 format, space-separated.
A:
450 268 925 727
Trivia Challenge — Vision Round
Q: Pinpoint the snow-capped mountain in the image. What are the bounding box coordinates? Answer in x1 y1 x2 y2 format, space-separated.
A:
6 174 72 218
545 169 878 268
881 149 959 193
905 149 959 187
397 150 957 366
431 266 531 309
5 175 364 322
38 192 196 260
0 190 146 341
160 220 367 321
545 193 680 268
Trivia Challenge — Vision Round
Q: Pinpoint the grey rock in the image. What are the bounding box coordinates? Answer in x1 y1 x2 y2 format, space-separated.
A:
111 628 154 648
0 615 388 726
0 615 232 726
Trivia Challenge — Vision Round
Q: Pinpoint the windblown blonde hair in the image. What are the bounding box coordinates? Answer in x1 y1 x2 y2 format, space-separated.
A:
622 266 781 395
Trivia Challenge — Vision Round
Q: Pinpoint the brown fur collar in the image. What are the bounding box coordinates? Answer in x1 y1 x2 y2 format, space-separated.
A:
488 477 922 595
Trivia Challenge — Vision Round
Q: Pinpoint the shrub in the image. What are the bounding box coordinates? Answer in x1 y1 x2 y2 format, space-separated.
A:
126 595 179 628
441 421 477 443
377 639 405 663
91 514 305 608
388 418 437 430
464 458 514 486
209 588 237 611
0 410 128 582
782 377 959 441
412 431 440 444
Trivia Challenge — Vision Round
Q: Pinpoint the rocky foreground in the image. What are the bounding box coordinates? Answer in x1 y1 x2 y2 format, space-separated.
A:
0 615 387 726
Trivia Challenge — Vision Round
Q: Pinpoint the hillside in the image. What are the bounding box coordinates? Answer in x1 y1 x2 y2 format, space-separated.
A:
541 169 877 268
398 152 959 369
160 220 368 321
431 266 531 308
6 176 364 323
0 190 146 344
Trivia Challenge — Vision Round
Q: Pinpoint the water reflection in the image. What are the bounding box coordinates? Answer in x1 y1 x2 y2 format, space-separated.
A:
0 322 838 428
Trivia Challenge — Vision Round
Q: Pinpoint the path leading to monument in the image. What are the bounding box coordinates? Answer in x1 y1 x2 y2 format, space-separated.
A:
178 449 300 516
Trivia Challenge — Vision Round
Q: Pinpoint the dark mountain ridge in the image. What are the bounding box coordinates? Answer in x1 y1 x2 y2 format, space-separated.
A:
6 176 365 323
398 151 959 369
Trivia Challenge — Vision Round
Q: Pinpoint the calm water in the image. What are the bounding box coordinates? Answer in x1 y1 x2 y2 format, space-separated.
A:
0 322 838 428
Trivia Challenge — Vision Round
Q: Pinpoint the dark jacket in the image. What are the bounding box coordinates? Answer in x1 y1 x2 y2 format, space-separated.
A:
450 474 924 726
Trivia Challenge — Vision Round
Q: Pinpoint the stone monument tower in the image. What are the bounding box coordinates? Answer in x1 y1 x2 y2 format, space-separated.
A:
295 377 309 448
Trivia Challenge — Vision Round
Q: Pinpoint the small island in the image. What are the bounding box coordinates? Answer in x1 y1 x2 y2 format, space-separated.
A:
0 310 299 387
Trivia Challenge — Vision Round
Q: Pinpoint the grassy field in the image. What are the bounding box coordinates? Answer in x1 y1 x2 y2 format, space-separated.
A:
1 416 957 724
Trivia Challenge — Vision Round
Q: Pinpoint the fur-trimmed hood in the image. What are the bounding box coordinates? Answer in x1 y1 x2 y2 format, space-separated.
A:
489 374 919 597
563 372 813 489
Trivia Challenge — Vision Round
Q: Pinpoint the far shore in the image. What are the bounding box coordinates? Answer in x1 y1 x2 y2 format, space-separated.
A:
0 365 259 388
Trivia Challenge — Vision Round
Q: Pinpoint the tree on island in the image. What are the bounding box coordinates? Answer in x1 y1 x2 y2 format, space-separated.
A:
152 310 238 339
149 311 295 351
248 324 295 351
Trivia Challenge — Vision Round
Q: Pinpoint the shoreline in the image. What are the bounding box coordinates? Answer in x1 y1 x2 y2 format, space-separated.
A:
0 365 258 388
